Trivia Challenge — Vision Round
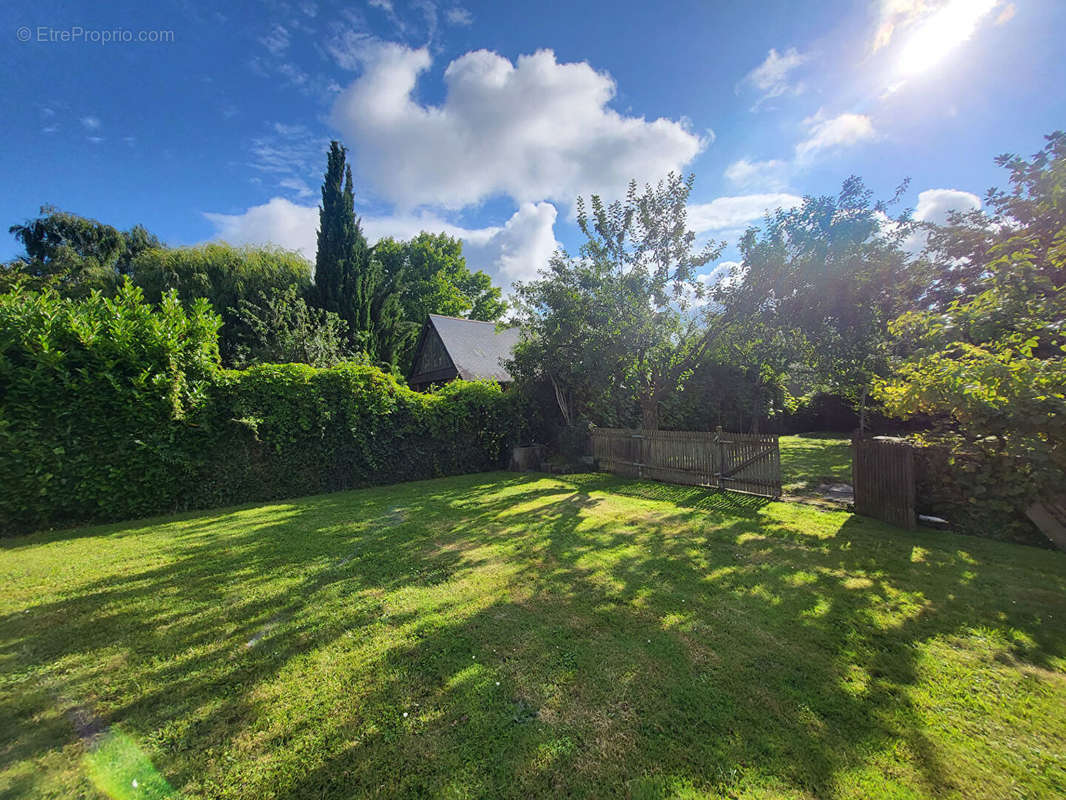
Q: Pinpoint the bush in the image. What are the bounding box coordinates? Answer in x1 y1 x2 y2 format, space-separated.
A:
912 437 1048 548
0 284 514 535
0 283 222 531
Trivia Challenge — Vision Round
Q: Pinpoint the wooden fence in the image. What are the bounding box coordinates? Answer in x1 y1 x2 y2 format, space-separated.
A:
853 437 916 529
590 427 781 499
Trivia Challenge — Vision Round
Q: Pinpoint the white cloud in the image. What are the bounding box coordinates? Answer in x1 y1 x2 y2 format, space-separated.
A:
279 177 315 198
259 24 290 56
462 202 559 285
688 194 802 233
204 198 319 260
794 111 875 163
913 188 981 225
81 116 101 130
445 7 473 26
740 48 808 108
329 44 704 210
724 158 789 191
202 197 559 289
903 187 982 252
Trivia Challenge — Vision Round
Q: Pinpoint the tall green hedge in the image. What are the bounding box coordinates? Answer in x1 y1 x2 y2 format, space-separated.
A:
0 284 514 535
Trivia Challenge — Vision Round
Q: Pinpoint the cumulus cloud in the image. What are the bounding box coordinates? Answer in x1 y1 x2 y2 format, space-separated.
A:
913 188 981 225
739 48 809 108
81 116 101 130
902 187 982 252
202 197 559 289
688 194 802 234
329 44 704 209
724 158 789 191
794 111 875 162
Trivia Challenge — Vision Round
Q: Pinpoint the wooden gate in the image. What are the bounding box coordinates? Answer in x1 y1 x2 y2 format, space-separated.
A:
590 427 781 499
852 437 916 529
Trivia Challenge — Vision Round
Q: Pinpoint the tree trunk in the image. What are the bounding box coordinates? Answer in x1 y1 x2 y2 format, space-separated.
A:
640 396 659 430
548 373 572 428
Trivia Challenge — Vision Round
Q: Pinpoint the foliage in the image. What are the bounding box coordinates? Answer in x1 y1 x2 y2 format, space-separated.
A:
0 281 221 530
4 472 1065 798
131 242 312 365
312 141 382 359
212 364 513 502
877 131 1066 496
5 206 163 297
0 283 514 534
912 438 1049 547
231 285 359 368
374 233 506 371
511 174 723 431
720 178 918 432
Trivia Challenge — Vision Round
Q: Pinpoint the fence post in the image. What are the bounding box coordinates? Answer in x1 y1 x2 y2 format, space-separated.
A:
715 426 724 489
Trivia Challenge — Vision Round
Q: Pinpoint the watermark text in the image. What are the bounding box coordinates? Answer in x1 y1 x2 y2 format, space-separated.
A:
17 26 175 44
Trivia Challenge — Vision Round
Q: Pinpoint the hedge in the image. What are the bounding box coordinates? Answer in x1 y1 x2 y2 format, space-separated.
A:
0 284 514 535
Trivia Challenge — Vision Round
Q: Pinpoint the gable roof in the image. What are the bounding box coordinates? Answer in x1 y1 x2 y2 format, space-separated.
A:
425 314 520 383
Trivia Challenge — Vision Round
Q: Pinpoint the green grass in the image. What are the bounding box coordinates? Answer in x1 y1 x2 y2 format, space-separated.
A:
780 433 853 498
2 472 1065 799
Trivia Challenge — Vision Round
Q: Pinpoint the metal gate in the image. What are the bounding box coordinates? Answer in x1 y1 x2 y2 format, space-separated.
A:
590 427 781 499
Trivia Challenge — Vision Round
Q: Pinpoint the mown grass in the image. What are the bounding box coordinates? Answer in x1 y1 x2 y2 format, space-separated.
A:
780 433 853 498
2 472 1065 799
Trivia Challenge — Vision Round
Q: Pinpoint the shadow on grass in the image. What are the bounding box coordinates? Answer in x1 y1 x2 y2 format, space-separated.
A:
2 470 1065 798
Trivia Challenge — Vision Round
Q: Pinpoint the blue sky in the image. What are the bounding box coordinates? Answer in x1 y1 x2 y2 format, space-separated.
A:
2 0 1064 288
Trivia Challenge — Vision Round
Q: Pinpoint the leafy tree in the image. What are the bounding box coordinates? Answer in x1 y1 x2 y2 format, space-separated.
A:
131 243 312 365
373 233 506 372
5 206 161 296
718 177 918 434
231 285 361 368
511 174 722 430
876 132 1066 489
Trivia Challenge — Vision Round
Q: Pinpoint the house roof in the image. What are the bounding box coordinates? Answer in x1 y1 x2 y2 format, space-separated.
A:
426 314 520 383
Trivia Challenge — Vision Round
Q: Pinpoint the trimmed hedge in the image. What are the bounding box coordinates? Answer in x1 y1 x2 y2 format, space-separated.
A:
0 284 514 535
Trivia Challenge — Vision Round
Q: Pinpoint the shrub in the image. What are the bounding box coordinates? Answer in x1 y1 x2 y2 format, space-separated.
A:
0 284 514 535
912 437 1048 547
0 282 221 531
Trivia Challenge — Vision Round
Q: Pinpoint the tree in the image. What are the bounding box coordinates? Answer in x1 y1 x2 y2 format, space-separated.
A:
312 141 379 356
373 233 506 372
131 243 312 365
231 285 361 368
5 206 162 296
511 174 723 430
876 132 1066 488
718 177 918 434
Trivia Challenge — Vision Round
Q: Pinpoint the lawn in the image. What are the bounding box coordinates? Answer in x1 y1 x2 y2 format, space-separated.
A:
779 433 853 499
2 472 1065 799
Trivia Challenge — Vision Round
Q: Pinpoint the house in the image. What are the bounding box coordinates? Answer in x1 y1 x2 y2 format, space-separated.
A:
407 313 521 390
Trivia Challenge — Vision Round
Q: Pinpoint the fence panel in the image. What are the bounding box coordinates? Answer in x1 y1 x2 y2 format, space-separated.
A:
590 427 781 499
852 437 916 530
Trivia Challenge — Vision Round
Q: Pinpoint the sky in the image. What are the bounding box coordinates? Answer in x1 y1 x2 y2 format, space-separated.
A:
2 0 1064 290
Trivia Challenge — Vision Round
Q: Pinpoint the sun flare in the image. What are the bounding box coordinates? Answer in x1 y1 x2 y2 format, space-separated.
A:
896 0 999 77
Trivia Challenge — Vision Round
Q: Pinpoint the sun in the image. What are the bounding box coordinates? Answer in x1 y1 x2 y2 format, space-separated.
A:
896 0 1000 78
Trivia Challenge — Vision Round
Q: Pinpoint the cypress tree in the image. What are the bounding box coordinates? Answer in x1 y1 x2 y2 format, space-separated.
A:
313 141 352 315
313 142 376 353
